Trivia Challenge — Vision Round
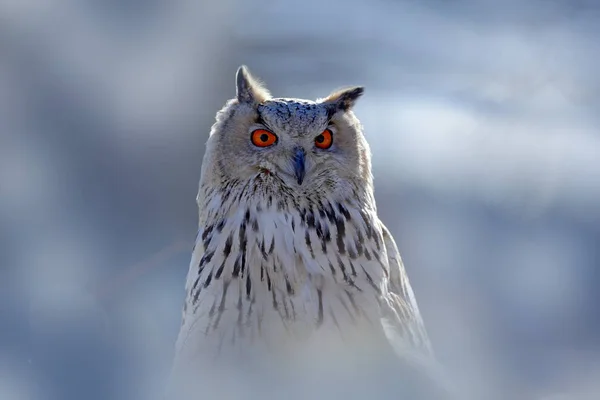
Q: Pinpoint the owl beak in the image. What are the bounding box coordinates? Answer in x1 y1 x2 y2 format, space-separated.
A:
293 148 306 185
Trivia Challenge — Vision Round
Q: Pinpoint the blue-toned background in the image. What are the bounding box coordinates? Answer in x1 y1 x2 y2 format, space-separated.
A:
2 1 599 399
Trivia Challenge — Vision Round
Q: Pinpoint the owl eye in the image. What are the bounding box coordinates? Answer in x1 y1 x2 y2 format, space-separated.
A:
251 129 277 147
314 129 333 149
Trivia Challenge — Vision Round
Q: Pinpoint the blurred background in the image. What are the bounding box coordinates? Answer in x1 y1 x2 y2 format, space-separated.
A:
1 0 600 399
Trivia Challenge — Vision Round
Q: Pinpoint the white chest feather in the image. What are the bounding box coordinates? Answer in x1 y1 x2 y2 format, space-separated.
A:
175 190 391 362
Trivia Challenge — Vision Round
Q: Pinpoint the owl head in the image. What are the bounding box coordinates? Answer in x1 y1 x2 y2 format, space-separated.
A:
201 66 372 197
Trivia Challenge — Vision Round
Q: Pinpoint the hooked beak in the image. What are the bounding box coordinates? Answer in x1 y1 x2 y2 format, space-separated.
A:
293 148 306 185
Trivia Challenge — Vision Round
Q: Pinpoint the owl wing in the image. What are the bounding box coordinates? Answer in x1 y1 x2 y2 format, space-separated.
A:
378 222 433 358
377 224 461 398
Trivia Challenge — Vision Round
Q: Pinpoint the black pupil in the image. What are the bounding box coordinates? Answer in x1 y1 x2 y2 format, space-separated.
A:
316 135 325 143
260 133 269 142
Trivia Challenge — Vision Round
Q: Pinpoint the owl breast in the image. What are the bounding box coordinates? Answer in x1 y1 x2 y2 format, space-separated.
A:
176 182 387 361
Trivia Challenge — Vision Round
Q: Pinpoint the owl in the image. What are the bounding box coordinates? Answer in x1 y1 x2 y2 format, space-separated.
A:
170 66 444 398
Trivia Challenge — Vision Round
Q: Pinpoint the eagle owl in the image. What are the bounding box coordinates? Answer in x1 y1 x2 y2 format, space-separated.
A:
171 66 437 391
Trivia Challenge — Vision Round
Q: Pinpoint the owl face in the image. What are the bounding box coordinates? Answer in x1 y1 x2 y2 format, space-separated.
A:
203 66 371 194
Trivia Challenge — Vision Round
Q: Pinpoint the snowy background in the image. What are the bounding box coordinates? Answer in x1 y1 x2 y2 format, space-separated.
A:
1 0 600 399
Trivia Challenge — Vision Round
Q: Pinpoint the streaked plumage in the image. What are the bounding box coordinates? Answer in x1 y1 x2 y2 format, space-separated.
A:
169 66 449 399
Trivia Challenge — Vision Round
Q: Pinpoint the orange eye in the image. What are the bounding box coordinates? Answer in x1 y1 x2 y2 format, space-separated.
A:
314 129 333 149
251 129 277 147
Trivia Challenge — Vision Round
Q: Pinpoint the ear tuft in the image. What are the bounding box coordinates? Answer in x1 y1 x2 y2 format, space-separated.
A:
235 65 271 104
321 86 364 112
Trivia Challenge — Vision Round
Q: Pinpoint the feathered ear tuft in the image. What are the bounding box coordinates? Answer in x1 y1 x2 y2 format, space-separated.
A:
321 86 364 113
236 65 271 104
